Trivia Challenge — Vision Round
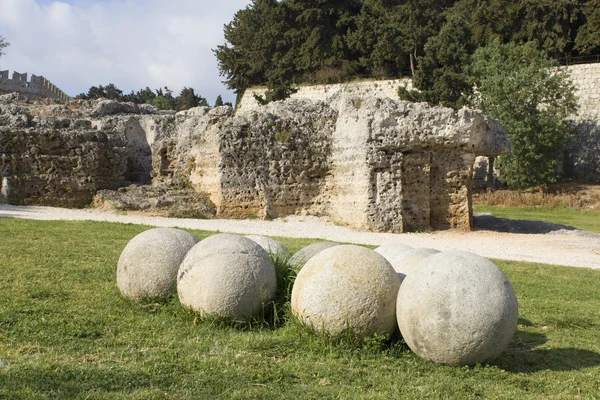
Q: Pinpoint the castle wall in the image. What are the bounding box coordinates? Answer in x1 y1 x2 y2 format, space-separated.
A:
0 70 70 103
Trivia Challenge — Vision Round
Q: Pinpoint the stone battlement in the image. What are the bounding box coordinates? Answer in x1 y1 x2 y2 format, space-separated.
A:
0 70 70 103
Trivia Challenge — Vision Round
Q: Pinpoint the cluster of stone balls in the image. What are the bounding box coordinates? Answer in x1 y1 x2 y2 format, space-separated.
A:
117 228 519 366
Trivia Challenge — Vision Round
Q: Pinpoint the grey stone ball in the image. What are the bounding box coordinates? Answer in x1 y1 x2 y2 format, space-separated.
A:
288 241 340 270
245 235 289 257
392 248 440 281
117 228 199 301
374 243 414 268
177 234 277 321
397 251 518 366
291 245 400 339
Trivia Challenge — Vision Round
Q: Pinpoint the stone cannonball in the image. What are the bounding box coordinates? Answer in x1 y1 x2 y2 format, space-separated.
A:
374 243 414 268
117 228 199 301
177 234 277 321
396 251 518 366
288 241 340 270
392 248 440 282
245 235 289 257
291 245 400 339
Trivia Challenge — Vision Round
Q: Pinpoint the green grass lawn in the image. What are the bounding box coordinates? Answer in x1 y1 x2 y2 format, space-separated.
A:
473 205 600 234
1 218 599 399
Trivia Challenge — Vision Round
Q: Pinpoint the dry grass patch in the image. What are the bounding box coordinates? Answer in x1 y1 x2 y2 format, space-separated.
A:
474 184 600 210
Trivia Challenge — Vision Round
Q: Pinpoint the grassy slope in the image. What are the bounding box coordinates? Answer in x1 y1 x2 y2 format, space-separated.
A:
0 219 599 399
473 205 600 233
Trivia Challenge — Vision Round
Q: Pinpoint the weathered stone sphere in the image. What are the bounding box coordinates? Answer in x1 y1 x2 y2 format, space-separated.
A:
392 248 440 281
177 234 277 321
245 235 289 257
117 228 199 301
288 241 339 270
397 251 518 365
291 245 400 339
374 243 414 268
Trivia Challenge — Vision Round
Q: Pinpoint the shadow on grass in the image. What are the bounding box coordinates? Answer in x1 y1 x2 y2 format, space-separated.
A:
474 213 579 234
497 347 600 373
494 323 600 373
0 365 169 399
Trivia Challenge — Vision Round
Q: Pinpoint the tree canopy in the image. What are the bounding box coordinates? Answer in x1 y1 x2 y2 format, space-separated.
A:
0 35 9 58
214 0 600 99
76 84 213 111
470 41 578 189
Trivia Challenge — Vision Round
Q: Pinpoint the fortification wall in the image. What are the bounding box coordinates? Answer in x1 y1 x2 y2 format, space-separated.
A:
237 78 413 114
0 70 70 103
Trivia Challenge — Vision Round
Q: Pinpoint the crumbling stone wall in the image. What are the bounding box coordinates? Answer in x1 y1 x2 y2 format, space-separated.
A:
216 101 336 218
0 93 509 232
0 97 127 206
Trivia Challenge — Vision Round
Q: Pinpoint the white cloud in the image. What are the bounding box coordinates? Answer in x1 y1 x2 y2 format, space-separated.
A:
0 0 250 104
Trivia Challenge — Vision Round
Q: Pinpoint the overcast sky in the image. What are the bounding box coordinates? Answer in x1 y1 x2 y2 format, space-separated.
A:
0 0 250 104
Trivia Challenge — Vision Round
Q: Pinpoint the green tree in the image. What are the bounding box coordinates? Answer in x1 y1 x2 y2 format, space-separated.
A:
347 0 410 78
470 41 578 189
0 35 9 58
399 14 475 109
177 87 201 111
214 0 289 95
152 87 177 110
575 0 600 55
214 95 224 107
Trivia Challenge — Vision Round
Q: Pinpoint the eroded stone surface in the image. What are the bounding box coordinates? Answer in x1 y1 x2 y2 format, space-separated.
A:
177 234 277 321
0 93 510 232
392 248 440 281
396 251 519 365
117 228 199 301
245 235 289 257
291 245 400 339
288 241 340 270
374 243 414 268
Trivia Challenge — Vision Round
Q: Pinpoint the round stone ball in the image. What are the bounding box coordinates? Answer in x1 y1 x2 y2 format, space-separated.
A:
245 235 289 257
117 228 199 301
374 243 414 268
392 248 440 281
177 234 277 321
288 241 340 270
291 245 400 339
397 251 518 366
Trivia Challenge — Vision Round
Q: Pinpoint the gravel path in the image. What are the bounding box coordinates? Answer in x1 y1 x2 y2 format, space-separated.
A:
2 204 599 270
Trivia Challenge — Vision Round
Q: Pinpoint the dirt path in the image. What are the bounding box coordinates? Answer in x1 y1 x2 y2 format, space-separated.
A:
1 204 599 270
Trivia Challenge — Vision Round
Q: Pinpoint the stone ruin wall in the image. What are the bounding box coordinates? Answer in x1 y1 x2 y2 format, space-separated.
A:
0 107 127 207
0 70 70 103
215 103 336 219
0 94 509 232
239 69 600 185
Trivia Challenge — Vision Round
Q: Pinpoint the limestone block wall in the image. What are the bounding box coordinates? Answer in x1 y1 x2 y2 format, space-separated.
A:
567 63 600 182
238 78 413 114
0 70 70 103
